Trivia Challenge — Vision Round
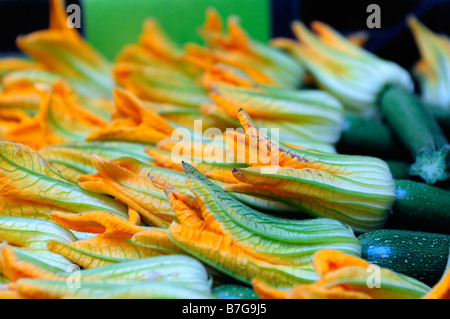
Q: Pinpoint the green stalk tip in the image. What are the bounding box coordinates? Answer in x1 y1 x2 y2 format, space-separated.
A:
409 149 449 184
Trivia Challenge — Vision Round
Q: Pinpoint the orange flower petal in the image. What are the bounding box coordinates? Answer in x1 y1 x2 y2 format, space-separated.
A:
251 278 289 299
313 249 370 276
423 259 450 299
151 177 206 230
48 211 164 268
0 244 60 282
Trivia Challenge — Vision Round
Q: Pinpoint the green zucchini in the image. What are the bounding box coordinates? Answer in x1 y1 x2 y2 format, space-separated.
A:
385 180 450 234
386 161 412 180
359 229 450 286
380 85 450 184
212 284 259 299
338 114 401 158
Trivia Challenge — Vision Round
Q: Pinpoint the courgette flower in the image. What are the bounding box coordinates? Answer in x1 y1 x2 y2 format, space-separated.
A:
273 21 413 118
152 162 361 289
16 0 114 98
183 8 304 89
0 141 128 220
40 141 153 183
204 64 344 152
86 88 175 145
46 211 182 268
1 81 109 150
409 17 450 121
207 109 396 233
113 18 209 107
0 243 213 299
252 249 432 299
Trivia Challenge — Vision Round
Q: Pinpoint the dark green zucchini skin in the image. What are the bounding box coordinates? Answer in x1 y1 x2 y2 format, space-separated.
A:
385 180 450 234
212 284 259 299
339 115 394 153
386 161 412 180
337 115 407 159
359 229 450 286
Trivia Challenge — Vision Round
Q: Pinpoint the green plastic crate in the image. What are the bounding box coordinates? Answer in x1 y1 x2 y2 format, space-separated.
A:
82 0 271 61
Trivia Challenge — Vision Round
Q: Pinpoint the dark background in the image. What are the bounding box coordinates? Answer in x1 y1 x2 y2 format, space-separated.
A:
0 0 82 54
272 0 450 69
0 0 449 70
